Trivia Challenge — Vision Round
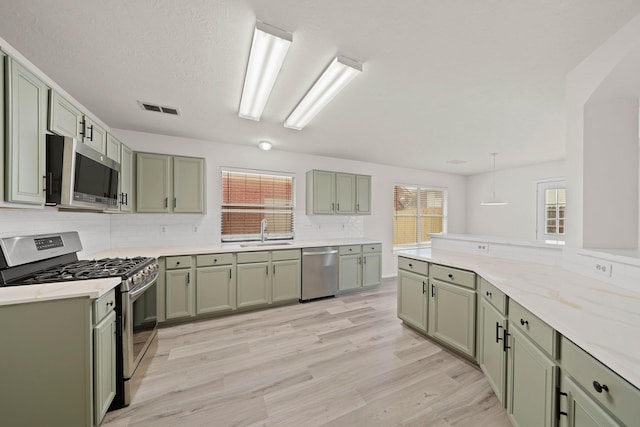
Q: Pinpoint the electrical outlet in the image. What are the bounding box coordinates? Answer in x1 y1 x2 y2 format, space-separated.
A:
477 243 489 252
160 225 167 234
594 262 612 277
192 226 199 234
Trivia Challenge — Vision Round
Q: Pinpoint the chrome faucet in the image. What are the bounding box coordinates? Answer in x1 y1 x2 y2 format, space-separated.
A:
260 218 268 242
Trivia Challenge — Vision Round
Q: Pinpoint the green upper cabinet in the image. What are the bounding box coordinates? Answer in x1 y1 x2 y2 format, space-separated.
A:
306 169 371 215
136 152 205 213
335 173 356 214
82 116 107 154
173 156 205 213
106 133 120 162
48 90 83 140
0 51 5 203
119 143 133 212
355 174 371 214
5 56 49 204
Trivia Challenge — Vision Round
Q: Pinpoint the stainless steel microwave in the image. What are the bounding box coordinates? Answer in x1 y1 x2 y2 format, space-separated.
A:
46 134 120 210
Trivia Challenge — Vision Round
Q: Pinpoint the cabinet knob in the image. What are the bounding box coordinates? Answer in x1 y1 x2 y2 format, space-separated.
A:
214 259 217 263
448 274 454 279
592 381 609 393
176 261 180 265
106 301 114 307
520 319 529 327
486 291 492 297
408 263 413 268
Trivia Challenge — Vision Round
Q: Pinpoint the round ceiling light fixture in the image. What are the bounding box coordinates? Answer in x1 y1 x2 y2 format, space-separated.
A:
258 140 273 151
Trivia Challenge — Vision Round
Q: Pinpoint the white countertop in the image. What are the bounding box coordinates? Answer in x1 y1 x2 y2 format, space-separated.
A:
0 277 120 306
397 248 640 390
87 238 381 259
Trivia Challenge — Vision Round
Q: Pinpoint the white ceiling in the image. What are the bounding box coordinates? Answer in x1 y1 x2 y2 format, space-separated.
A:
1 0 639 175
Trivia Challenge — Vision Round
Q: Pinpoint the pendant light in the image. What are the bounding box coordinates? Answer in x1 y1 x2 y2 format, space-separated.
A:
480 153 508 206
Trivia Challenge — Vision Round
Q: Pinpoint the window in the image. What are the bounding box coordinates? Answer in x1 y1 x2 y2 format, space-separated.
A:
393 185 446 247
536 180 566 245
221 169 295 241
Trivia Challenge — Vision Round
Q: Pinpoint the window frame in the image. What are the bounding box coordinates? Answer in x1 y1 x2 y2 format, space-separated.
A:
393 184 448 249
535 179 566 245
220 167 296 242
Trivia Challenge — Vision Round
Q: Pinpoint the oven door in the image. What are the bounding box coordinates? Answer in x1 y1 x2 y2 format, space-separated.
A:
122 275 158 380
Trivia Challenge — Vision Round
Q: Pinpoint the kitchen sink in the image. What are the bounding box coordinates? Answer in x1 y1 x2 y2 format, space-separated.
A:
239 241 293 247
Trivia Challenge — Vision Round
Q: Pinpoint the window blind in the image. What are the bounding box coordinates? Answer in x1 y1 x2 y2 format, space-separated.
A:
393 185 445 246
221 169 295 241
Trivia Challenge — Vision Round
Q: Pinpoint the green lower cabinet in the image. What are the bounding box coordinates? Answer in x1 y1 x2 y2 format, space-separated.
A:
397 269 428 332
272 259 301 302
478 298 507 405
237 262 270 308
506 326 557 427
93 309 117 426
362 253 381 287
559 374 620 427
196 265 235 314
339 254 361 291
165 269 193 319
428 279 476 358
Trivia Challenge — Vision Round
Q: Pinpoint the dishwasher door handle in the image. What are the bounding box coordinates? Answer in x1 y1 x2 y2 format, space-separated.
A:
303 250 339 256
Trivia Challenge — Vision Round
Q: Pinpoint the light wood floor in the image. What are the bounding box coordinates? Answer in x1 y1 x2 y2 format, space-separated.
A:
102 279 511 427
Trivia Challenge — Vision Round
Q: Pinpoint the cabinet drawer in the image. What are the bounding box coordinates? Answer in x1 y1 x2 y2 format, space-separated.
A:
362 243 381 254
339 245 362 255
561 336 639 426
196 253 234 267
398 257 428 276
271 249 301 261
237 251 269 264
165 256 192 269
93 288 116 323
509 300 556 356
430 264 475 289
479 278 506 314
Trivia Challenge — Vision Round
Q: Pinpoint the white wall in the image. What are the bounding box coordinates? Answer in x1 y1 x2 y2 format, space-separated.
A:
110 129 467 278
465 160 565 240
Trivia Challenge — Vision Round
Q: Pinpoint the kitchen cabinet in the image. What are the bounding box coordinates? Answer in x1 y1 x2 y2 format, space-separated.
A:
271 250 301 302
305 169 371 215
5 55 49 204
477 279 507 405
0 51 4 203
82 115 107 154
237 251 270 308
165 256 194 319
397 257 429 332
136 152 205 213
93 289 117 426
428 265 476 358
506 325 557 427
196 254 235 315
119 143 134 212
558 335 639 427
338 244 381 293
106 133 120 162
49 90 83 139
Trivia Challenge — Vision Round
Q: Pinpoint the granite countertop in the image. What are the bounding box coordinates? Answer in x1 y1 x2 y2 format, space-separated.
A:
87 238 382 259
396 248 640 390
0 277 120 306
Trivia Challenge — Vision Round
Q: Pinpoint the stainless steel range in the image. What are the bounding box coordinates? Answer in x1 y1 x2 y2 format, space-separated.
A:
0 231 159 409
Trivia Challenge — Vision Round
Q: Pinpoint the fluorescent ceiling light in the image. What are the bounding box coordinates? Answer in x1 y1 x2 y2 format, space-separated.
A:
284 56 362 130
258 140 272 151
481 153 509 206
238 22 292 121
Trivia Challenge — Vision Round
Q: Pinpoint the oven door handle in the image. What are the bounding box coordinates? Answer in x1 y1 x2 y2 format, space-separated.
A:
129 271 159 300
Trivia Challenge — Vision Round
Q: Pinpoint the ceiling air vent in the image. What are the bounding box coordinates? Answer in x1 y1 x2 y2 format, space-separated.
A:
137 101 181 116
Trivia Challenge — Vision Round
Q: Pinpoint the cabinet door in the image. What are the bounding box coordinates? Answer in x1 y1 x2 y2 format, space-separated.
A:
355 174 371 214
338 254 361 291
119 144 133 212
106 133 121 162
6 57 48 204
272 259 301 302
196 265 235 314
478 298 507 405
559 374 619 427
428 279 476 358
507 326 557 427
173 156 205 213
0 52 5 202
237 262 270 308
165 269 193 319
136 152 171 212
48 91 83 139
335 173 356 214
362 253 381 287
93 310 116 426
309 170 335 214
82 116 107 154
397 269 428 332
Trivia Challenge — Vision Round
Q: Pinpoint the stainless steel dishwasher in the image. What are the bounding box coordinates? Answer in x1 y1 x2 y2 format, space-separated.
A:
301 246 339 301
